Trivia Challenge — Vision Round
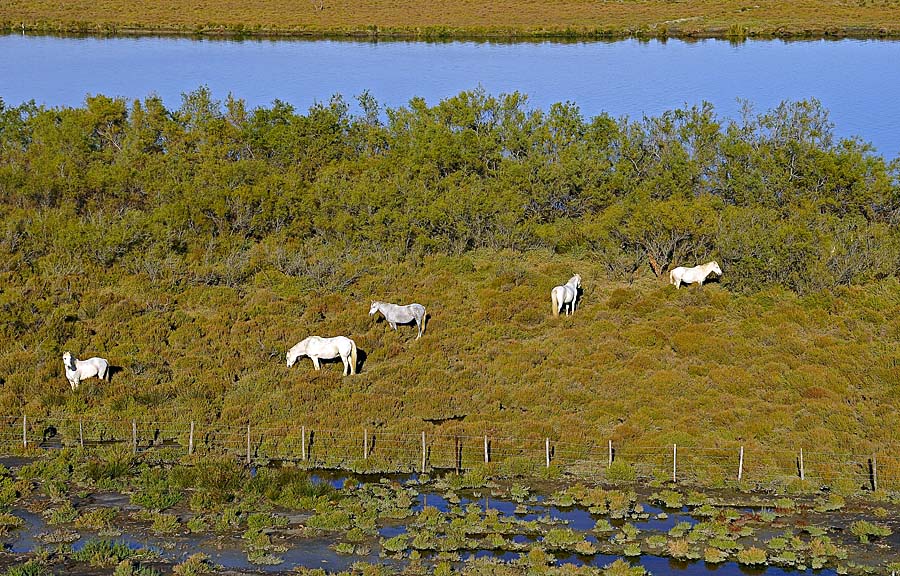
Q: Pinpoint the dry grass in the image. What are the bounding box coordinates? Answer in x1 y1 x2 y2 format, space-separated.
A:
5 250 900 488
3 0 900 38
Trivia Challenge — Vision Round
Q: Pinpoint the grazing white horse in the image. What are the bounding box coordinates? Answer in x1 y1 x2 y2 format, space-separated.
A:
669 261 722 289
286 336 358 375
369 301 427 339
62 351 109 391
551 274 582 317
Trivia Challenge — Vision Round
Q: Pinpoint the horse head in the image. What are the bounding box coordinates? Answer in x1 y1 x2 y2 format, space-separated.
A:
62 351 74 369
572 274 582 287
369 301 380 316
710 261 722 276
286 339 308 367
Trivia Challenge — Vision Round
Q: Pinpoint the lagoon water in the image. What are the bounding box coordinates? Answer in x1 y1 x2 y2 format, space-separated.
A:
1 34 899 157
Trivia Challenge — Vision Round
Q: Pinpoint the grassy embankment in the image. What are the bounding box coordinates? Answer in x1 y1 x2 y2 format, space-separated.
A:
2 0 900 39
4 251 900 490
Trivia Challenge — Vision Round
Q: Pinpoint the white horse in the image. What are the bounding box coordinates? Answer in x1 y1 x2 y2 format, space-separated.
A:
669 261 722 289
369 301 427 339
62 351 109 391
551 274 581 317
286 336 358 375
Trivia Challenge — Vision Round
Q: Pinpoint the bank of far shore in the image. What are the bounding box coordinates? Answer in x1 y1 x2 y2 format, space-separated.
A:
3 0 900 40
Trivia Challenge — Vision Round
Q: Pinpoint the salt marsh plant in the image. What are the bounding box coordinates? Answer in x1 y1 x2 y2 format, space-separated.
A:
849 520 892 543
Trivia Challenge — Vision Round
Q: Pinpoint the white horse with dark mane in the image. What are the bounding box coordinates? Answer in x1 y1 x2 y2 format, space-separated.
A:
369 301 427 339
551 274 581 317
286 336 358 375
669 261 722 289
63 351 109 391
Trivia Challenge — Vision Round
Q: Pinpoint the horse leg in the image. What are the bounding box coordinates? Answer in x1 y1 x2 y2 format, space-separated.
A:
312 357 320 371
390 322 397 331
415 319 422 339
341 355 349 376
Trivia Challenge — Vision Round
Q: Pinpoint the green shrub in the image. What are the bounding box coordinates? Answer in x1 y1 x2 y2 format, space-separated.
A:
849 520 892 543
72 539 135 567
4 561 52 576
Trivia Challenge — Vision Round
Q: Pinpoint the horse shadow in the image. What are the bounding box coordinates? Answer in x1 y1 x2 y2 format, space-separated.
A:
356 348 368 373
107 366 125 382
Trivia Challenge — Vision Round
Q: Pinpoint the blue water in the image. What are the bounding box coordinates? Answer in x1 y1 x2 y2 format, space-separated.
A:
1 34 899 156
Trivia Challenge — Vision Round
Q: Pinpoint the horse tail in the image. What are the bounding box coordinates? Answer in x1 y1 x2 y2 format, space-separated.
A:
551 289 559 317
668 269 676 285
420 307 427 336
350 340 358 375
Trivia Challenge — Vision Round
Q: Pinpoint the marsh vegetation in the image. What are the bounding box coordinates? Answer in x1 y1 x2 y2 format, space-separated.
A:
0 454 898 574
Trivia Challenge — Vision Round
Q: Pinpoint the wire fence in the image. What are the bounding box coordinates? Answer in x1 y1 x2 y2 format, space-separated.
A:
1 415 893 491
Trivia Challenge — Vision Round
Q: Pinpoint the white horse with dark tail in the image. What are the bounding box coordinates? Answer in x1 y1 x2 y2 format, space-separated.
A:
551 274 581 317
369 301 427 339
287 336 358 375
63 351 109 391
669 261 722 289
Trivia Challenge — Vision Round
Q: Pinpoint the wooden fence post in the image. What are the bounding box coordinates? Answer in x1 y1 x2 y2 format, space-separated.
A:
608 439 612 467
484 435 489 464
22 415 26 448
79 418 84 448
799 447 804 481
421 432 426 473
545 438 550 468
738 446 744 482
364 429 368 460
672 444 677 483
132 419 137 454
246 424 251 465
188 421 194 455
301 426 306 461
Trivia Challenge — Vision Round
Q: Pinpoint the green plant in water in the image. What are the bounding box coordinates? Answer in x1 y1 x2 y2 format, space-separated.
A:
668 521 692 538
736 546 767 565
704 545 730 563
72 539 135 568
306 509 352 531
381 533 409 553
113 560 161 576
650 490 683 508
150 512 180 535
246 549 283 565
75 507 118 530
333 542 355 555
667 538 700 560
849 520 892 543
46 501 78 525
4 561 52 576
600 559 646 576
0 512 25 530
510 483 529 502
187 516 209 533
814 494 845 512
213 506 243 533
246 512 288 532
173 553 214 575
